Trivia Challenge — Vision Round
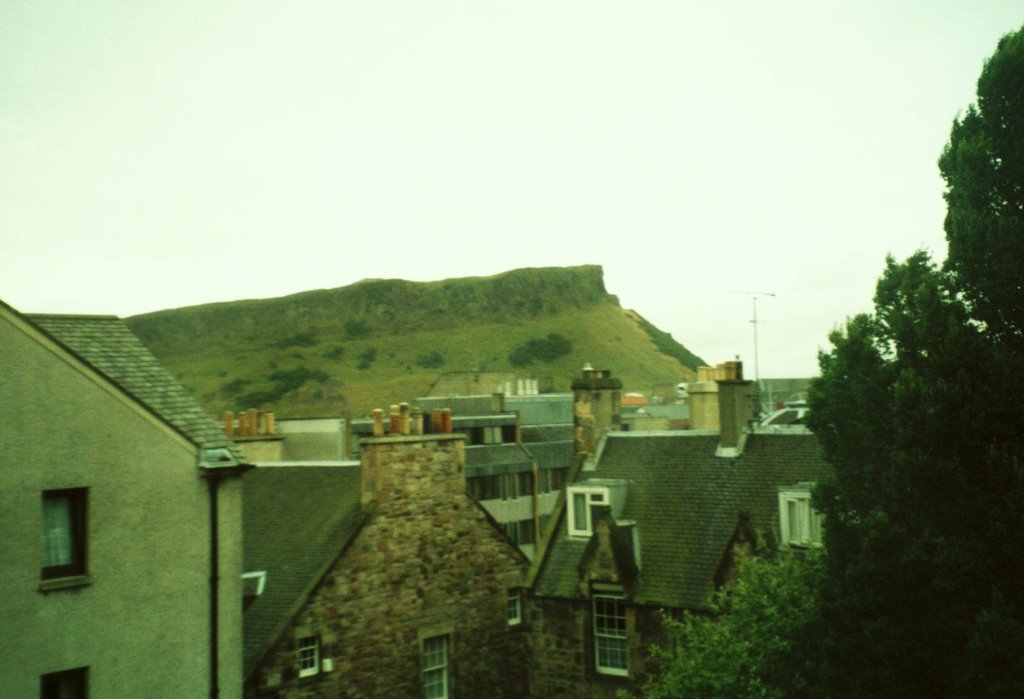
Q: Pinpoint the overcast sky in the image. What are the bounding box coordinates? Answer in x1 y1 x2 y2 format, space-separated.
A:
2 2 1021 378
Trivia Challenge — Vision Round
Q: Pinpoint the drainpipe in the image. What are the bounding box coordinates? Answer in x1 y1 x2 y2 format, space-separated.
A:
207 473 221 699
200 450 251 699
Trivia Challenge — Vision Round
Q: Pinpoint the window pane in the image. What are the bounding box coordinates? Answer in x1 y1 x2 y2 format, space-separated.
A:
594 597 626 636
787 499 800 542
42 495 73 567
423 635 449 699
507 591 521 624
593 596 628 673
297 636 319 677
41 489 86 579
423 635 447 669
572 493 588 531
596 636 628 670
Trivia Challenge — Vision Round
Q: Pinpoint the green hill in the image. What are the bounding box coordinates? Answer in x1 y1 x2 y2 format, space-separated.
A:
125 265 704 418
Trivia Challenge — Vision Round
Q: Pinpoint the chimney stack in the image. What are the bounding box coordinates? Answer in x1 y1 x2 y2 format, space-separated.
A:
687 360 754 457
359 406 466 511
571 364 623 456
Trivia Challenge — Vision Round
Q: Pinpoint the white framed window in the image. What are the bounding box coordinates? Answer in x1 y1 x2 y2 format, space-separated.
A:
297 636 320 678
423 634 450 699
778 487 823 547
567 485 608 537
507 590 523 626
593 595 628 676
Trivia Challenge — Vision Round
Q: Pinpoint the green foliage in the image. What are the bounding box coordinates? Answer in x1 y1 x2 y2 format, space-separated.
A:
637 553 824 699
219 378 252 397
939 26 1024 342
275 332 317 348
123 266 701 417
633 312 704 370
807 253 1024 696
356 347 378 370
508 333 573 367
415 350 445 369
344 319 371 339
802 28 1024 695
269 367 328 390
235 366 329 408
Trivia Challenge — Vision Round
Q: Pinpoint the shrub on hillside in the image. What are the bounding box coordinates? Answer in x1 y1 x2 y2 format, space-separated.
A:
344 319 371 339
220 378 252 397
415 350 445 369
357 347 378 370
276 332 317 348
508 334 573 367
234 366 329 408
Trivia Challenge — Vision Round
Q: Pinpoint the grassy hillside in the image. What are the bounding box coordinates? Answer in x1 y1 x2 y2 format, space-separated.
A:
126 266 704 418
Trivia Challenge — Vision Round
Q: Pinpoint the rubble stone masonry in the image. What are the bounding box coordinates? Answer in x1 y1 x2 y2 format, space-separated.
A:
248 434 529 698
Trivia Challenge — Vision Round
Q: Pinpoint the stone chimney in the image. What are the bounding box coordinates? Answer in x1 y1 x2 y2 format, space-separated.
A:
571 364 623 456
687 360 754 457
359 407 465 513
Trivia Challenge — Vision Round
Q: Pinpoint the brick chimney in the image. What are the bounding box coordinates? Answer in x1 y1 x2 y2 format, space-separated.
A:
359 408 465 512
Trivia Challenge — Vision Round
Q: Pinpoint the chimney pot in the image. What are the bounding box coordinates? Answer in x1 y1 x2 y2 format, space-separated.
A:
372 408 385 437
399 402 411 436
224 412 234 437
389 405 400 436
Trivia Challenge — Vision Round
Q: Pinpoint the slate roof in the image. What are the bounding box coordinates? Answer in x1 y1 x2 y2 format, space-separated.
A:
28 314 234 453
532 430 833 610
242 465 364 678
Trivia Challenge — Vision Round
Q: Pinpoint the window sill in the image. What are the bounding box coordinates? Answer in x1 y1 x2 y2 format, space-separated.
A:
39 575 92 593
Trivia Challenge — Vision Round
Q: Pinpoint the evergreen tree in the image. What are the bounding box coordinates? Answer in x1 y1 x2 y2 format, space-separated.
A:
807 24 1024 698
940 27 1024 343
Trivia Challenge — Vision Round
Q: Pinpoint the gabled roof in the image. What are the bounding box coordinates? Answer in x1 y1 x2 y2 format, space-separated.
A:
27 313 234 453
242 465 364 678
532 431 833 610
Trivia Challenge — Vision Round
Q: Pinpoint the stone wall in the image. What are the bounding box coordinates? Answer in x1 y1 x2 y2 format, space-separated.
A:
247 434 529 698
527 596 670 699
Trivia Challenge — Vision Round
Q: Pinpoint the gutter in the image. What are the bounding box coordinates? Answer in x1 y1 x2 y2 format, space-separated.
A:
200 448 252 699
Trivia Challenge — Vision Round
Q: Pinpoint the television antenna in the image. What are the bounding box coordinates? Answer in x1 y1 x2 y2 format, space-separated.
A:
730 291 775 386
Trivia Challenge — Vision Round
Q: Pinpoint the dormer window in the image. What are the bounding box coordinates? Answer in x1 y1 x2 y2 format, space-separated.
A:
567 485 609 537
778 485 823 547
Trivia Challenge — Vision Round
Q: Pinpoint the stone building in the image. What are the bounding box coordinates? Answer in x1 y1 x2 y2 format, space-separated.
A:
571 365 622 457
0 302 247 697
352 393 575 560
244 409 530 698
526 362 833 698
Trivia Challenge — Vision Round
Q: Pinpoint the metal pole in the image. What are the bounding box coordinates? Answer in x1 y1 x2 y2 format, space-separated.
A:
752 296 761 386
